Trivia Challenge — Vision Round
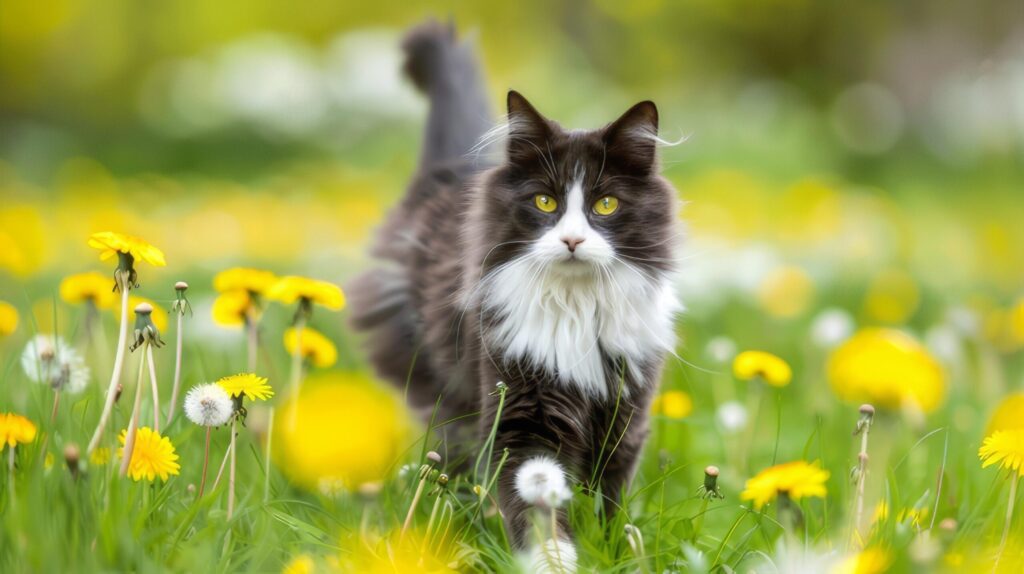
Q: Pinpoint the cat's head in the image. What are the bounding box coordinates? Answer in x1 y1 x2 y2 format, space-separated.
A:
481 91 678 279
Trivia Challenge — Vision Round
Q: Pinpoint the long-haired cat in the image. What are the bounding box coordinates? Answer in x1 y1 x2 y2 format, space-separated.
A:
349 21 681 570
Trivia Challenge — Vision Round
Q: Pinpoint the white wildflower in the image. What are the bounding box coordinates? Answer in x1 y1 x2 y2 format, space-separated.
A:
20 334 90 394
705 336 737 364
716 401 748 432
515 456 570 508
522 537 578 574
810 308 854 348
183 383 234 427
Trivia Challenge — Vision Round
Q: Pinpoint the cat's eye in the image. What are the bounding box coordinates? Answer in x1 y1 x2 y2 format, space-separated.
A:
534 194 557 213
593 196 619 216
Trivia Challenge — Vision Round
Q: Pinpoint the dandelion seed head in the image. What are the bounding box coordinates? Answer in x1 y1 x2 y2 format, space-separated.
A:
515 456 570 508
811 307 854 348
20 334 90 394
705 336 737 364
716 400 748 432
184 383 234 427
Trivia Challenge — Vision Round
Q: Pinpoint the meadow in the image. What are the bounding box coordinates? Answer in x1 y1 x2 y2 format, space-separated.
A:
3 3 1024 573
1 157 1023 573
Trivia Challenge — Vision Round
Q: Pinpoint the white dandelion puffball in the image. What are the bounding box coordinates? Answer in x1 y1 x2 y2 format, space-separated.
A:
522 537 578 574
810 308 854 348
20 334 90 394
705 336 738 364
184 383 234 427
716 400 749 432
515 456 571 508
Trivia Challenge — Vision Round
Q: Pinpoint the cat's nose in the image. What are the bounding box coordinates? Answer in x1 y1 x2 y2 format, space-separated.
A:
562 236 585 252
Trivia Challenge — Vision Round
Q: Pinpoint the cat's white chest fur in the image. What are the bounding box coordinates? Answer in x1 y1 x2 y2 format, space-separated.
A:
481 261 680 400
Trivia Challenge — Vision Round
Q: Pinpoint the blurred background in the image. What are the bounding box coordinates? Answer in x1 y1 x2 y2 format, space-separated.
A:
1 0 1023 348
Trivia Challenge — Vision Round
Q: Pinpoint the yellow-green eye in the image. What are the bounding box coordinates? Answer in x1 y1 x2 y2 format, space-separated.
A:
593 196 619 215
534 194 557 213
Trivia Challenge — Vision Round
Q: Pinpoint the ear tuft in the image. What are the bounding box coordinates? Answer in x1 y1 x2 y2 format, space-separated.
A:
506 90 551 162
604 101 659 175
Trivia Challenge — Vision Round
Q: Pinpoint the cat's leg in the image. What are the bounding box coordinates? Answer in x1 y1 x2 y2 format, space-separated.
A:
484 380 589 572
594 401 650 520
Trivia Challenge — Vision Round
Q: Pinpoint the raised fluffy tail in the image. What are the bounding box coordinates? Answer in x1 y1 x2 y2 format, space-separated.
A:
402 19 493 169
348 20 491 406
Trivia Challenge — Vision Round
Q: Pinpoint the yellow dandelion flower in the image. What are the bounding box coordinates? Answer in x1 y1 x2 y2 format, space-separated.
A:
282 554 315 574
117 427 180 481
342 529 458 573
733 350 792 387
831 547 891 574
0 412 38 450
987 393 1024 438
218 373 274 401
272 373 413 491
114 296 168 333
214 267 278 295
979 429 1024 477
59 271 118 309
740 460 829 510
0 300 18 337
87 231 166 267
828 328 945 414
211 290 252 327
90 447 111 466
284 327 338 369
267 276 345 311
757 265 815 318
651 390 693 419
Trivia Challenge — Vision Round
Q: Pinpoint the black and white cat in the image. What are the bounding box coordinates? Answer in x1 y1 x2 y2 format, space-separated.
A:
349 21 681 570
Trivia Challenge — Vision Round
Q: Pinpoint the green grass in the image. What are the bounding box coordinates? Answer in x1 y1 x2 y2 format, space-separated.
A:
0 269 1021 573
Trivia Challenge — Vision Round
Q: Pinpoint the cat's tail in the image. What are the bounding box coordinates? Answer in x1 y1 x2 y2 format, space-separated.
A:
402 19 493 169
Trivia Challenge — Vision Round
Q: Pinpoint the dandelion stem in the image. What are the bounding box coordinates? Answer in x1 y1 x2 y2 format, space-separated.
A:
263 408 274 503
994 475 1019 573
8 447 15 504
227 418 237 520
401 465 430 541
245 311 259 373
119 342 149 477
287 315 307 431
88 270 130 455
550 506 564 572
147 344 160 434
851 405 874 547
198 426 212 498
421 493 443 561
211 436 233 492
50 390 61 425
168 309 184 424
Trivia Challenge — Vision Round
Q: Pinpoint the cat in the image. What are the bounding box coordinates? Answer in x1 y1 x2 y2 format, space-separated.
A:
348 20 682 570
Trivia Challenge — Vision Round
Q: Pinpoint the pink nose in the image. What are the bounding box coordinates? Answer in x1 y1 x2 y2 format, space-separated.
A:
562 237 585 252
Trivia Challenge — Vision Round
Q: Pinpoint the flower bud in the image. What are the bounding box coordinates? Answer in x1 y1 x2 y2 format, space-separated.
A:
64 444 80 478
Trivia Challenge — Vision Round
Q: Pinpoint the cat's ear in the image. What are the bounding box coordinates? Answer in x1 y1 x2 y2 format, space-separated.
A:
506 90 552 162
604 101 659 175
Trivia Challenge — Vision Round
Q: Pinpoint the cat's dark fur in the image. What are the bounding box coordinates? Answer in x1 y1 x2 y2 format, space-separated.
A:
348 21 681 552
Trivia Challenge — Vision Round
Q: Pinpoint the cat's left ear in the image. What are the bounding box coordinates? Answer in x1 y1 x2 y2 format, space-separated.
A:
603 101 659 175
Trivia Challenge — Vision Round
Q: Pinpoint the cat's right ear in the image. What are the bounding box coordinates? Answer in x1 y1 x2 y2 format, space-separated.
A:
506 90 551 162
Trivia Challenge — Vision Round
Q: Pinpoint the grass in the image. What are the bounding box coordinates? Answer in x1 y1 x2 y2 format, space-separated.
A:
0 260 1022 573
